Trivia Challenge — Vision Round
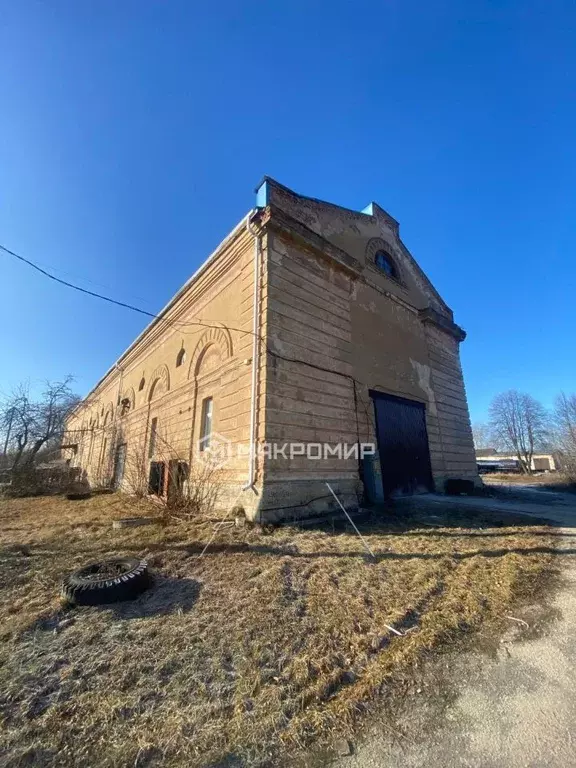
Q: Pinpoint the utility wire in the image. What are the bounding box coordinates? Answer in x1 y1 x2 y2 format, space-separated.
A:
0 240 357 365
29 258 158 310
1 241 370 439
0 242 263 339
0 243 160 320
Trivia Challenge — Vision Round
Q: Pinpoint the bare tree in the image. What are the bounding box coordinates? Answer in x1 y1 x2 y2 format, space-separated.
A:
24 377 80 466
0 377 80 469
489 390 548 474
552 392 576 476
1 405 16 456
0 383 35 469
471 422 492 450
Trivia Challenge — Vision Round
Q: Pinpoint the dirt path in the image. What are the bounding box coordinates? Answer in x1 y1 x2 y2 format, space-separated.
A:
331 498 576 768
399 488 576 527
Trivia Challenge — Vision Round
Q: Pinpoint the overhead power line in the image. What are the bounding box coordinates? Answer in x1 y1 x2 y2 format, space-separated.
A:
0 240 369 438
1 243 161 321
0 242 255 338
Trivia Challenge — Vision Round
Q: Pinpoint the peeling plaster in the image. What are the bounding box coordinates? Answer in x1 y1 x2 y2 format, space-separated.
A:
410 359 437 416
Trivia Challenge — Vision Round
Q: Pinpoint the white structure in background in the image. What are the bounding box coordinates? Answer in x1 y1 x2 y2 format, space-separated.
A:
476 449 558 473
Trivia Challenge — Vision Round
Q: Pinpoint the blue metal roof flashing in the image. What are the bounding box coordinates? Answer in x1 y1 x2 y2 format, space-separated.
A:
255 180 269 208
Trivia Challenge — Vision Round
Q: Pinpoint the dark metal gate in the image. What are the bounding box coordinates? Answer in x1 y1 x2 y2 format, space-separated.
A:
370 391 434 497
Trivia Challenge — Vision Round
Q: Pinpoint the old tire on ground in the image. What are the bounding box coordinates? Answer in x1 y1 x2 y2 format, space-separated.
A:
66 492 91 501
61 557 150 605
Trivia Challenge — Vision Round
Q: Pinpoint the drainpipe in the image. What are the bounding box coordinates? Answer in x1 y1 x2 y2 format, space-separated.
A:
111 364 124 480
113 364 124 431
244 210 261 492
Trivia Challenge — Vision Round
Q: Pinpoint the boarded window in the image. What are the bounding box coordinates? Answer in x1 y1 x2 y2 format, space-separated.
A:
167 460 189 502
148 461 165 496
148 417 158 458
199 398 213 451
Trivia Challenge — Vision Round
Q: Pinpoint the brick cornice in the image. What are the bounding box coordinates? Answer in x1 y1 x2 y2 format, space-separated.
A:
420 307 466 342
259 205 363 278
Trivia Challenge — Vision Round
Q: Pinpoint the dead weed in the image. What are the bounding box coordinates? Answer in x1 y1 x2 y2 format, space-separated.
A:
0 494 560 767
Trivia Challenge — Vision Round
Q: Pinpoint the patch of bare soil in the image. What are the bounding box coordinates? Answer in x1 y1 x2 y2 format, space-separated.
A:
0 494 559 767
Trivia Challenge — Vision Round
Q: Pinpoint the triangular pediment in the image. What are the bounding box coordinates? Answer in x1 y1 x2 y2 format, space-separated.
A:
256 177 453 318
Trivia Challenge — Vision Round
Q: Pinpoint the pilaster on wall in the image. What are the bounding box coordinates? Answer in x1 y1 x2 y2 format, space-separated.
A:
234 227 269 519
424 324 479 488
255 232 362 520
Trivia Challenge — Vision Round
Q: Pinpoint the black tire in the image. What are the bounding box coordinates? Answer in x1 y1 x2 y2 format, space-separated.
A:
61 557 150 605
66 492 91 501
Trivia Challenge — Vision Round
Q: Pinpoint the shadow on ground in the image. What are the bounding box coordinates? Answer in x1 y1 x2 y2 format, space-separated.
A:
25 575 202 634
110 574 202 620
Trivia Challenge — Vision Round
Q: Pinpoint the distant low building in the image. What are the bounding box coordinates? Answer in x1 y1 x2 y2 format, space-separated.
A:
475 449 558 473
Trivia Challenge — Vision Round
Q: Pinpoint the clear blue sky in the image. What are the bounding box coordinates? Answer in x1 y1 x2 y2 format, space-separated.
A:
1 1 574 423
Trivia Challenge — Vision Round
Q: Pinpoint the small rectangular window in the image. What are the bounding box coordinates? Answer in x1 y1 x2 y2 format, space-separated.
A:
199 398 213 451
148 417 158 458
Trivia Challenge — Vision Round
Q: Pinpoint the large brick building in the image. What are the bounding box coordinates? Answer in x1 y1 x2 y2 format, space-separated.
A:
64 178 479 521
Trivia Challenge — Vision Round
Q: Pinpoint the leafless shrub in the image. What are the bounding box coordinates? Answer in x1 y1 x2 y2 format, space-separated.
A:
117 426 225 519
120 440 150 497
167 453 225 519
2 465 82 498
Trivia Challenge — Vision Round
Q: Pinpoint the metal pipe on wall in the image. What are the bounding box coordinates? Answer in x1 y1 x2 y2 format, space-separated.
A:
244 210 261 493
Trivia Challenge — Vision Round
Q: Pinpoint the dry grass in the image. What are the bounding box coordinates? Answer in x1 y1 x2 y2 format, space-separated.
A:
485 472 576 491
0 494 559 767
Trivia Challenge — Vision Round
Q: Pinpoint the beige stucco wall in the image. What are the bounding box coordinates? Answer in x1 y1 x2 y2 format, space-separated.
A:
253 180 479 519
65 223 266 517
259 232 360 521
65 179 478 523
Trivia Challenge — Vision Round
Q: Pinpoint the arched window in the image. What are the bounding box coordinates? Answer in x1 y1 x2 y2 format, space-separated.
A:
176 348 187 368
138 377 146 391
374 250 399 280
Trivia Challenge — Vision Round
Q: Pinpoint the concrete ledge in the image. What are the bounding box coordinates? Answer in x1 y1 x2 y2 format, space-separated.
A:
112 517 159 529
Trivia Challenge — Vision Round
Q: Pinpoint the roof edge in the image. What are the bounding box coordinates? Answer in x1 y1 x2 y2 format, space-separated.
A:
255 176 399 225
78 210 253 406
